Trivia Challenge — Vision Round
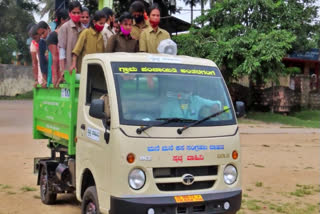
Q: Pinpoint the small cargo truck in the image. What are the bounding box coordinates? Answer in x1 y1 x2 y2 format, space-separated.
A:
33 53 245 214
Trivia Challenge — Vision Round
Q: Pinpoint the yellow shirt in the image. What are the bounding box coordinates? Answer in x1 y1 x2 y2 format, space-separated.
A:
130 20 149 40
72 28 104 71
139 26 170 53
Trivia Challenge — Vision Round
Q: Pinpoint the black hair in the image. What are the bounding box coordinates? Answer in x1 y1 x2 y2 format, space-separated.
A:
102 7 114 20
129 1 145 13
36 21 49 30
147 3 160 16
90 10 107 28
28 25 38 37
82 7 89 14
119 12 133 23
27 23 36 33
55 9 69 29
68 1 82 12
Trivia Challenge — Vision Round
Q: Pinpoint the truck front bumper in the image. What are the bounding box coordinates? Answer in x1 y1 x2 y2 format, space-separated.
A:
109 190 241 214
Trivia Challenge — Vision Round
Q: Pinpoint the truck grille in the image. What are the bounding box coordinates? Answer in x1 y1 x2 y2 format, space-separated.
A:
153 166 218 191
153 166 218 178
156 181 215 191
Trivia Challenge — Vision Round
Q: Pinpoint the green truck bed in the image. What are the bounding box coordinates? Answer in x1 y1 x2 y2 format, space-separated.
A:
33 71 79 155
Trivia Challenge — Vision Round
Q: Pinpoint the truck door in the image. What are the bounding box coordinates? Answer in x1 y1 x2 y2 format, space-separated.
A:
76 62 111 209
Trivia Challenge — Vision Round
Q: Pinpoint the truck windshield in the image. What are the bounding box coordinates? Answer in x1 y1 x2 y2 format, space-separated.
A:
112 62 236 127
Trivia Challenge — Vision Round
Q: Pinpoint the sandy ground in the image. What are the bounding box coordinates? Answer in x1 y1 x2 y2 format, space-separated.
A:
0 100 319 214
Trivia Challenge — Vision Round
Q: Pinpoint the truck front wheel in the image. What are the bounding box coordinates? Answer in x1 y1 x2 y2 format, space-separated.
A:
40 166 57 204
82 186 100 214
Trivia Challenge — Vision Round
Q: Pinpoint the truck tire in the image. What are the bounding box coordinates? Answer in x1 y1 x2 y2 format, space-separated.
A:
40 166 57 204
82 186 100 214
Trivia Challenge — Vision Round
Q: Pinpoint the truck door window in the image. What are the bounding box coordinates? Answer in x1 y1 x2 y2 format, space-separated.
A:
86 64 108 105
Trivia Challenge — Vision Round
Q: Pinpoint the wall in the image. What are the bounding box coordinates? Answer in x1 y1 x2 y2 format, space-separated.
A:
0 64 33 96
310 92 320 109
230 74 320 111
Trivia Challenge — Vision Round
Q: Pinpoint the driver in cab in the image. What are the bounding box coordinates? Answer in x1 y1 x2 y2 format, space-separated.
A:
160 87 221 120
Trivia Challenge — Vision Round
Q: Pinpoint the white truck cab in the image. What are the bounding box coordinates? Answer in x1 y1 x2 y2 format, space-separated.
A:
34 53 244 214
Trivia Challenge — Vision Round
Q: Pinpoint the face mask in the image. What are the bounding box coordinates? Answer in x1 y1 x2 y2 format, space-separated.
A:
134 15 144 23
94 24 104 32
149 20 160 28
120 26 131 36
70 13 80 23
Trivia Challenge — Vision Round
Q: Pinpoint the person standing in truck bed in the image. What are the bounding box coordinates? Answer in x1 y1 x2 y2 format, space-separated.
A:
105 12 139 53
129 1 149 40
58 1 83 74
70 10 106 72
139 4 170 53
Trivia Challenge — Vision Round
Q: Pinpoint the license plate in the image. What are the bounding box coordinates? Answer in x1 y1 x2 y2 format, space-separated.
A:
174 195 204 203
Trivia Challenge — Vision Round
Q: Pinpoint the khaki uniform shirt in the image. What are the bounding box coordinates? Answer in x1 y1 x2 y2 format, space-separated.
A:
106 33 139 53
102 23 115 49
72 28 104 72
58 19 83 70
139 26 170 53
130 20 149 40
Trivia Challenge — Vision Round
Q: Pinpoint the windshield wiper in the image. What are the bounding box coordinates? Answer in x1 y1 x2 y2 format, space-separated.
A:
136 118 195 134
177 108 230 135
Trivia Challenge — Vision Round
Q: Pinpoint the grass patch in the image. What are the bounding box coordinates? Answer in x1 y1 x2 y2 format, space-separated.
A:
1 184 12 189
246 188 253 191
293 110 320 121
304 167 313 170
246 111 320 128
7 191 16 195
33 195 41 199
242 199 262 211
256 182 263 187
253 164 265 168
20 186 37 192
290 185 314 197
268 202 317 214
0 91 33 100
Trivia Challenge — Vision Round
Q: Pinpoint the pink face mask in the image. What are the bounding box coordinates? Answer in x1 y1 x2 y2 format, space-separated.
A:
70 13 81 23
120 26 131 36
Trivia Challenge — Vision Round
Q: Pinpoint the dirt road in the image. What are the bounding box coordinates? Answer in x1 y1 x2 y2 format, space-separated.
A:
0 100 319 214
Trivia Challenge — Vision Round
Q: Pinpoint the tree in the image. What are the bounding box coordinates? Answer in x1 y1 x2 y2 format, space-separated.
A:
0 0 37 64
81 0 98 14
113 0 178 17
183 0 200 24
174 0 318 84
0 35 18 64
37 0 55 20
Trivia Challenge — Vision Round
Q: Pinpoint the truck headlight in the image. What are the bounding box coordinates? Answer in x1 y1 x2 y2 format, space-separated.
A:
128 169 146 190
224 165 237 185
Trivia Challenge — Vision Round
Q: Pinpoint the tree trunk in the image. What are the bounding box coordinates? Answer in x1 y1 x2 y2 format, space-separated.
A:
201 0 204 27
191 4 193 24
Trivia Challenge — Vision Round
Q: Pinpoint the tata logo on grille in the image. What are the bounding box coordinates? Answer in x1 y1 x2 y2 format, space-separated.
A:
182 174 195 186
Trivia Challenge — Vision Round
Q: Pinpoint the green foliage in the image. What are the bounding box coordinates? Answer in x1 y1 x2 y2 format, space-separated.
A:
246 111 320 128
174 0 319 84
81 0 98 14
20 186 37 192
0 35 18 64
255 181 263 187
291 185 314 197
0 0 37 64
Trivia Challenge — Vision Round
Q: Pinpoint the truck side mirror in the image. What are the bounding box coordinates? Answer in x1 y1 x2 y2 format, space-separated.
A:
89 99 105 119
235 101 245 118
